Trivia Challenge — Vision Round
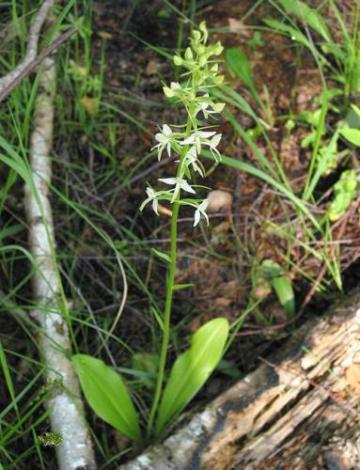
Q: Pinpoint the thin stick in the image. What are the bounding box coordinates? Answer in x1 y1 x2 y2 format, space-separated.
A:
0 26 77 103
24 55 96 469
0 0 55 93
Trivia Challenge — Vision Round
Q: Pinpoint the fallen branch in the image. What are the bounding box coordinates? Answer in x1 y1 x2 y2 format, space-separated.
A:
122 288 360 469
0 26 77 103
24 56 96 469
0 0 55 93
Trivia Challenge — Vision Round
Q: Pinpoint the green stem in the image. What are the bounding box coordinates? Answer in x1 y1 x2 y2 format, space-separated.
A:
146 110 193 438
146 200 180 437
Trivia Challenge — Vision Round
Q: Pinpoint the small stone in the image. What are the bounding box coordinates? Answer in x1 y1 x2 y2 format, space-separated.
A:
145 60 159 76
206 190 233 214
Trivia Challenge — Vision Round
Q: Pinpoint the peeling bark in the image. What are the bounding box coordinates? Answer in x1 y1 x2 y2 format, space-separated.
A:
122 288 360 469
24 56 96 470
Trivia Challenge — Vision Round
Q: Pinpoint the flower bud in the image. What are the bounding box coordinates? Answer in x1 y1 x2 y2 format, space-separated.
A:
213 102 225 112
192 30 201 42
199 21 208 42
214 75 224 85
199 56 207 67
163 86 174 98
173 56 183 66
213 42 224 55
185 47 193 61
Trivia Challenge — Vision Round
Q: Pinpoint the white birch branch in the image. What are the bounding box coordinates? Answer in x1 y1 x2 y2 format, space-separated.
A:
0 0 55 93
24 56 97 470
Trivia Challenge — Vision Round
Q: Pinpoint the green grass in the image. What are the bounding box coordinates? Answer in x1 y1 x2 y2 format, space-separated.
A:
215 0 359 291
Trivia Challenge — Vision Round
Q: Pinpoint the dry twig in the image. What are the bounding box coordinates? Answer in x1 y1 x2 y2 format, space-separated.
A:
0 0 55 93
0 26 77 103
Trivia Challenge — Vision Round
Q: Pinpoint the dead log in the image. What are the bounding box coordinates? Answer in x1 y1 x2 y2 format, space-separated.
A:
123 288 360 469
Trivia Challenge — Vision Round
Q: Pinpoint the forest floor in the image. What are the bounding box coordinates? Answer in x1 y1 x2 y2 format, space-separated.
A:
0 0 359 468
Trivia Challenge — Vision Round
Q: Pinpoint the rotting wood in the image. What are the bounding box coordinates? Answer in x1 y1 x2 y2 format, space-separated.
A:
122 288 360 469
24 56 96 470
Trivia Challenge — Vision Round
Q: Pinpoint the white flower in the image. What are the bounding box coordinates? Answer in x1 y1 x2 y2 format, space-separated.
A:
180 130 217 153
195 94 225 118
207 133 222 161
193 200 209 227
140 187 159 215
152 124 173 161
163 82 181 98
184 146 205 176
159 176 196 202
180 130 222 160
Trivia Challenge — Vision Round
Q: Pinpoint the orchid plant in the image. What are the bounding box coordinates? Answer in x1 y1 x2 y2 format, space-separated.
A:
72 22 229 444
141 21 226 434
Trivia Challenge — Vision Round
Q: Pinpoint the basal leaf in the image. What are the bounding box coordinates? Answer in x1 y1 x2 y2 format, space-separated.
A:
72 354 141 441
155 317 229 435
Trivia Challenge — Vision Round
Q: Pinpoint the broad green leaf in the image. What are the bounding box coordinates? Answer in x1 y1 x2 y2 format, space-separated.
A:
264 19 311 49
340 128 360 147
277 0 331 41
72 354 141 441
155 317 229 434
224 48 255 93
